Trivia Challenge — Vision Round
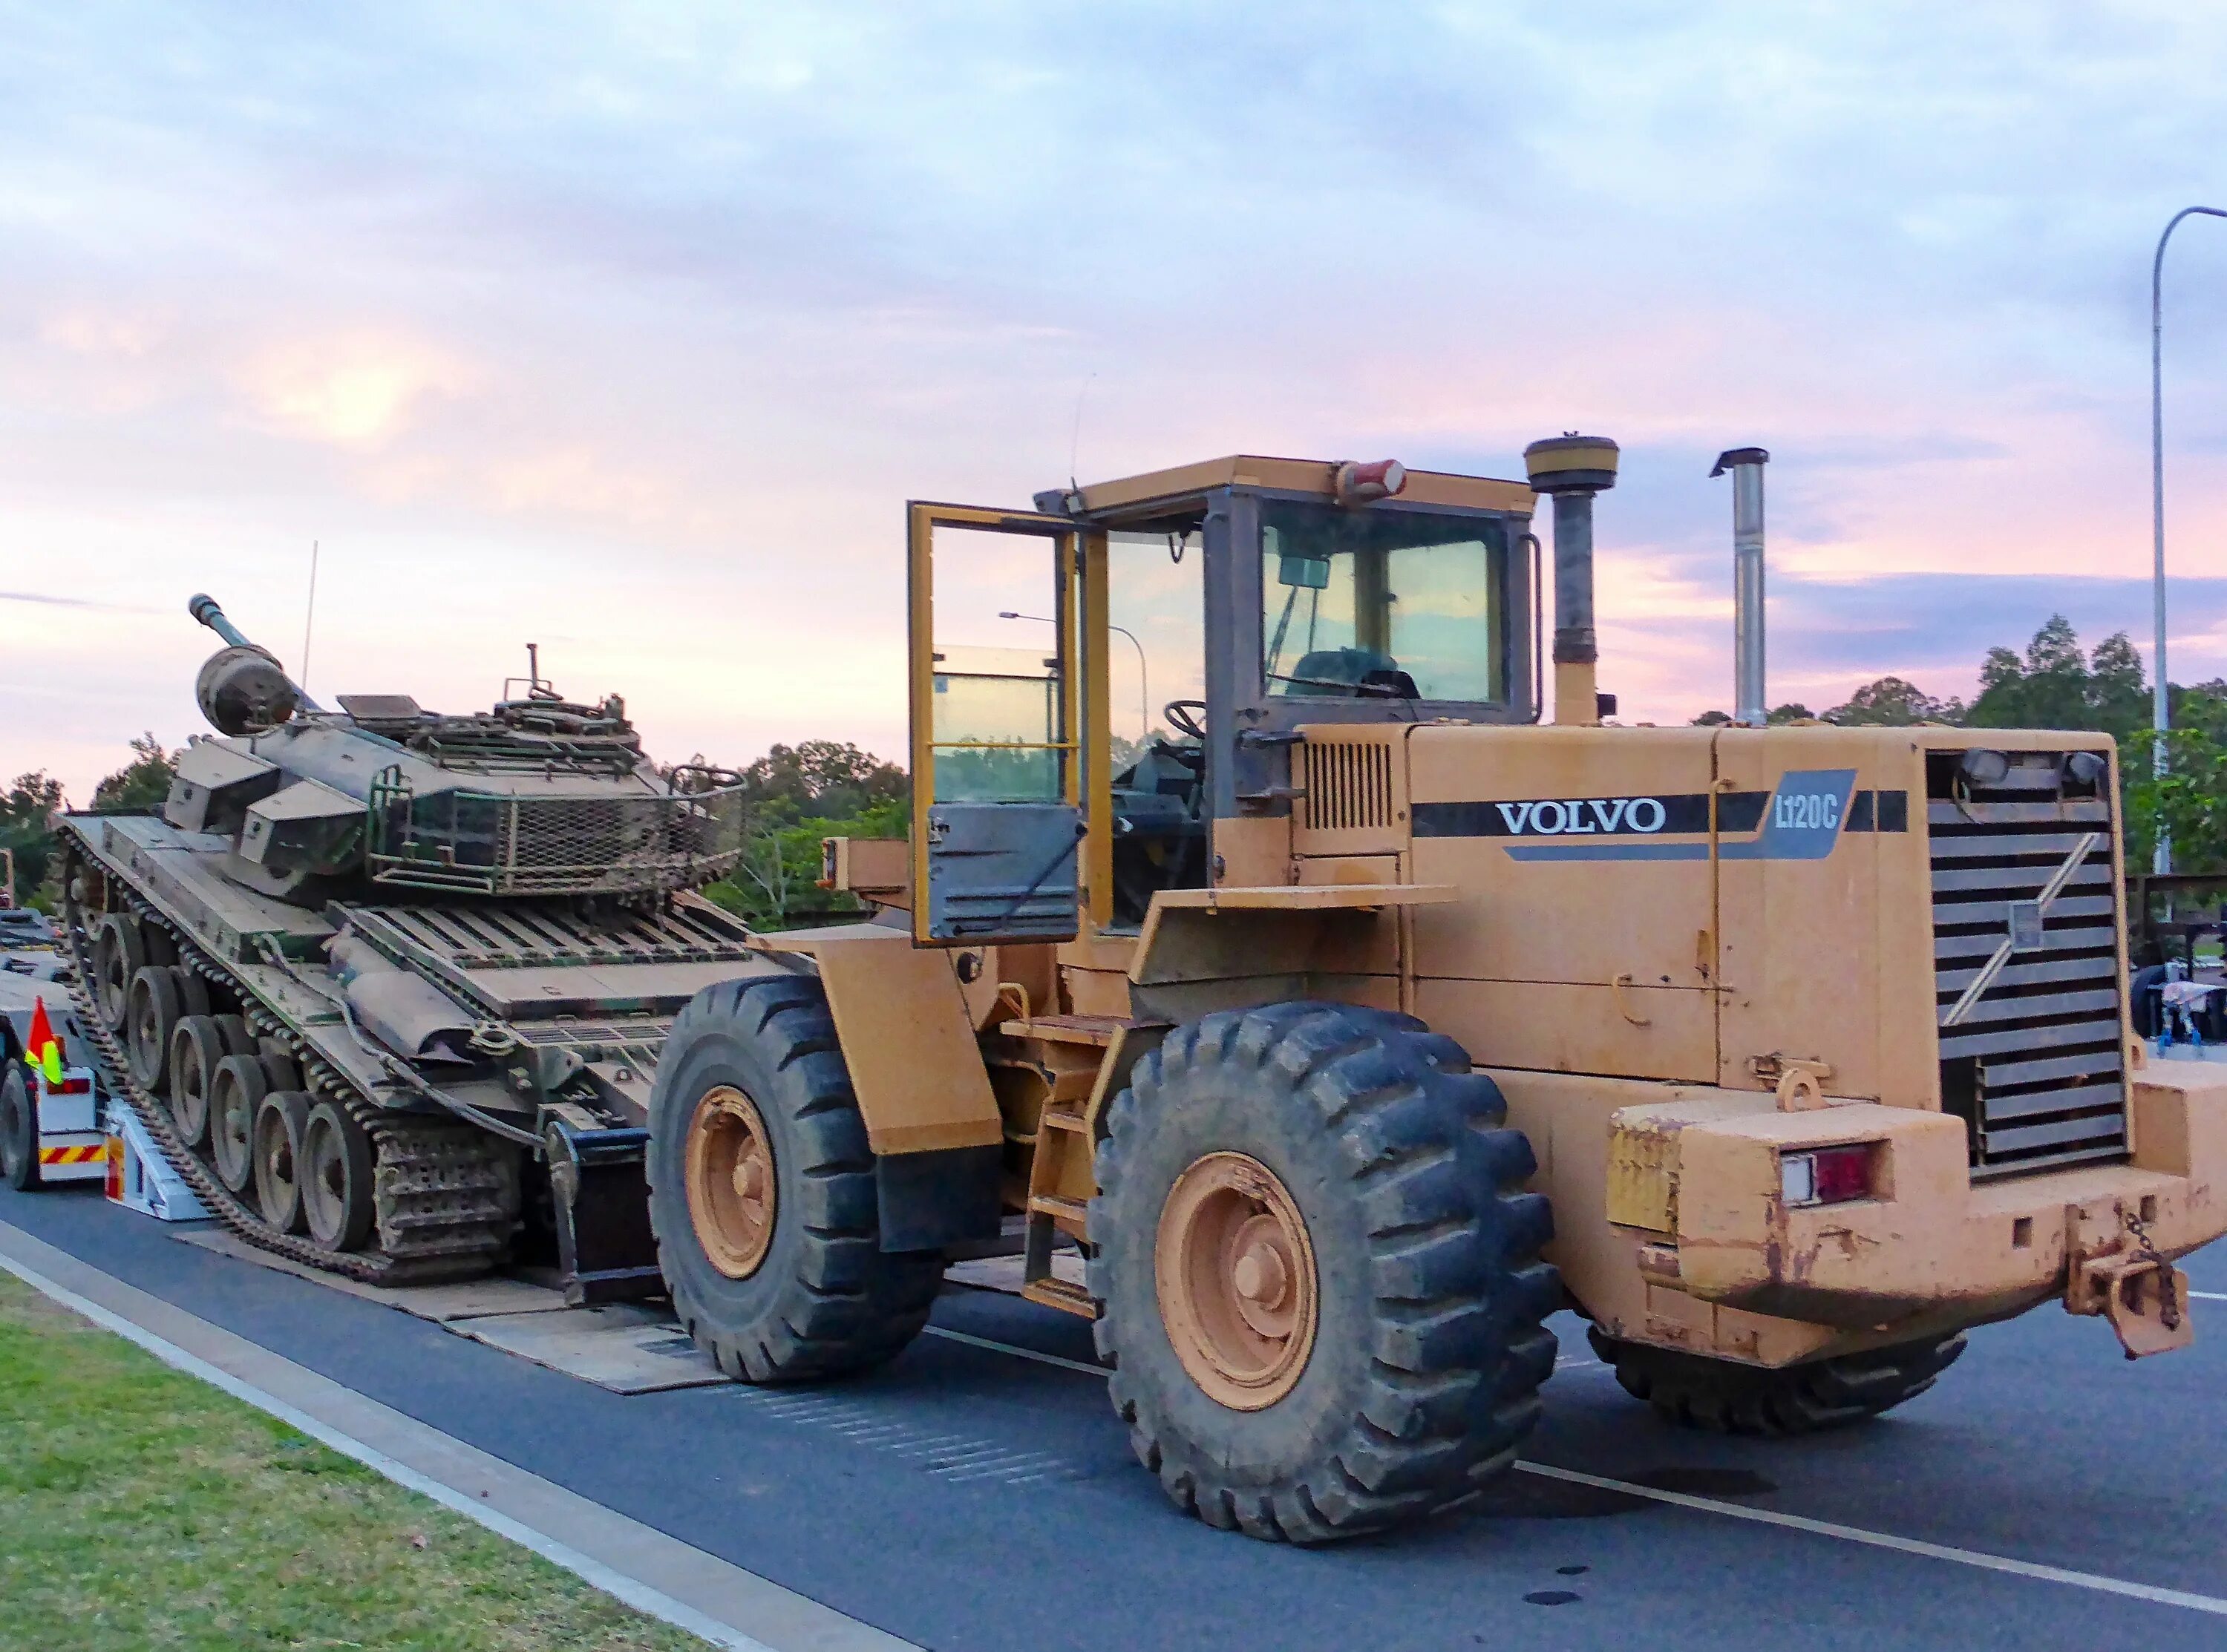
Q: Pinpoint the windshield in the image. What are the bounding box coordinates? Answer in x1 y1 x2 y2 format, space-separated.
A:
1260 501 1508 703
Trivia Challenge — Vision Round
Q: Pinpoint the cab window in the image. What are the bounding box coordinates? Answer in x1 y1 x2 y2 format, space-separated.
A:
1260 501 1508 704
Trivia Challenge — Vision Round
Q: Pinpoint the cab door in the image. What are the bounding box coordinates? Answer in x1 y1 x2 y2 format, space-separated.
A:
908 502 1085 945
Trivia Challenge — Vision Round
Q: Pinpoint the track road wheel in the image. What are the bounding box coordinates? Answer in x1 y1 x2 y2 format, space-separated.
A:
167 1015 226 1150
252 1090 313 1234
1 1066 40 1192
1588 1325 1968 1435
1091 1001 1559 1544
126 966 183 1095
213 1014 255 1058
301 1100 376 1253
647 975 942 1382
94 914 145 1034
258 1047 302 1094
208 1055 267 1195
169 965 211 1019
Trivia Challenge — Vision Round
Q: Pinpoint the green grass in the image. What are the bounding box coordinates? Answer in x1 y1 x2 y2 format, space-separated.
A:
0 1274 708 1651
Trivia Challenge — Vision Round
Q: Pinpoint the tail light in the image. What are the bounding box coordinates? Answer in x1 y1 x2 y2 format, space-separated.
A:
1781 1144 1874 1207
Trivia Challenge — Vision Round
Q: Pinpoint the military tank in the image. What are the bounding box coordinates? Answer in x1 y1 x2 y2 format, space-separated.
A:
57 595 761 1297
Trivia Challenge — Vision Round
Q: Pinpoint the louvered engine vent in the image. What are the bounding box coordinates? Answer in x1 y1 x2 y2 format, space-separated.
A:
1299 741 1393 833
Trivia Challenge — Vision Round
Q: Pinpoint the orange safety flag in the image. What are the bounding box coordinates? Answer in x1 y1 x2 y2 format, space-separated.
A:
22 997 64 1087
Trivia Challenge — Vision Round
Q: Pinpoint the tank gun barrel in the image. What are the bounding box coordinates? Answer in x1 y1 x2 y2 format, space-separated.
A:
188 592 321 723
188 592 255 650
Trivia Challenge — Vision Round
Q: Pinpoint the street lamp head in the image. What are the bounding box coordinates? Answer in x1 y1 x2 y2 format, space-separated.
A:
997 611 1018 620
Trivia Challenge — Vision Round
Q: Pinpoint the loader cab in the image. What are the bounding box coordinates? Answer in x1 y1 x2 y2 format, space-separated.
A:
907 457 1537 943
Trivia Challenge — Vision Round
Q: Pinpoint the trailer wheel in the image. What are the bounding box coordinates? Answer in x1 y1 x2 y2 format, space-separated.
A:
252 1090 313 1234
1091 1001 1559 1544
647 975 942 1382
93 914 144 1034
208 1055 267 1194
167 1015 226 1150
1587 1325 1967 1435
1 1066 40 1192
301 1100 376 1253
126 966 183 1095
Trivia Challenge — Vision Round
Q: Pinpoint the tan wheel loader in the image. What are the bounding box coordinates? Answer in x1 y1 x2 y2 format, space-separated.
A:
646 442 2227 1543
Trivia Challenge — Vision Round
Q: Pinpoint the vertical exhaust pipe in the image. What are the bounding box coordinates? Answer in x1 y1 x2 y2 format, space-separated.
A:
1524 434 1621 725
1711 447 1770 727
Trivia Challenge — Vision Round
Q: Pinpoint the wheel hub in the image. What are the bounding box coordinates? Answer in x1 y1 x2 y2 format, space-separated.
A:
686 1086 777 1279
1155 1152 1318 1411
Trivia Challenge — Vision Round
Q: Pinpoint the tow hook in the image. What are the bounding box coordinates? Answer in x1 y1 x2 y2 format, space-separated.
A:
2066 1204 2191 1360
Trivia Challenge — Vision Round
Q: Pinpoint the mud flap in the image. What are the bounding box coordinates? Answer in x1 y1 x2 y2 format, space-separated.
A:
547 1120 663 1307
2067 1200 2193 1360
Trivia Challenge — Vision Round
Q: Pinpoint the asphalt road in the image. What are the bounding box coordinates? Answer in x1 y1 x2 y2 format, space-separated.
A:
8 1179 2227 1652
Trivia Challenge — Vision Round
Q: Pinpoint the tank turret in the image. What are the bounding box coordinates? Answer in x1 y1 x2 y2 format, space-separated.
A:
162 596 746 903
56 597 763 1298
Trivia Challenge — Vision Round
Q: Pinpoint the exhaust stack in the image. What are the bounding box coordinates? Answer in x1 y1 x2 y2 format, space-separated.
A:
1524 434 1621 725
1710 447 1770 727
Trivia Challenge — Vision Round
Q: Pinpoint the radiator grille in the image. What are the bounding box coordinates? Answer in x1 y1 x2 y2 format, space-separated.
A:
1298 741 1393 833
1929 751 2125 1179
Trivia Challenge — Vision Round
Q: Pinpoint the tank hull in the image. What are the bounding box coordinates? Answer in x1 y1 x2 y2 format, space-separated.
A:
59 811 771 1297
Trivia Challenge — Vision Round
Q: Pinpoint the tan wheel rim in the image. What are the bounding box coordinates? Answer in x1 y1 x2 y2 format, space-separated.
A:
685 1086 777 1279
1155 1152 1318 1411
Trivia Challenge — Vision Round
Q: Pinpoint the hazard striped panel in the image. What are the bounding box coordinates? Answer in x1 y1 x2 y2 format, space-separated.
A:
39 1143 106 1165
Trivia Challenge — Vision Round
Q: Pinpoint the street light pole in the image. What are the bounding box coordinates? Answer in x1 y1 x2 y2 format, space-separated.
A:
998 612 1151 744
2151 206 2227 875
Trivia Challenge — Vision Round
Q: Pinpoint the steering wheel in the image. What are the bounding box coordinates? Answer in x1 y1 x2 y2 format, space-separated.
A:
1162 700 1209 742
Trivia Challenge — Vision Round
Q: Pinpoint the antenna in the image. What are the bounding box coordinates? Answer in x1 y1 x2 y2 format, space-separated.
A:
527 642 540 688
1068 371 1096 494
300 540 319 692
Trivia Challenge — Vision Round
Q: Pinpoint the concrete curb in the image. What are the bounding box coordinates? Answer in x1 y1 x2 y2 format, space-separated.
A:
0 1218 918 1652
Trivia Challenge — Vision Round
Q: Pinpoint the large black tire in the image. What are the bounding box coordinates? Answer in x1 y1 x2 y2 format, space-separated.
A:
647 975 943 1382
1090 1001 1559 1544
1589 1325 1967 1435
1 1066 41 1192
2130 964 2170 1040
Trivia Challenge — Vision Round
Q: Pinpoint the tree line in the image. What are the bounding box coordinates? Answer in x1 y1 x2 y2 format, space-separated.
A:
10 616 2227 915
1692 614 2217 870
0 732 908 928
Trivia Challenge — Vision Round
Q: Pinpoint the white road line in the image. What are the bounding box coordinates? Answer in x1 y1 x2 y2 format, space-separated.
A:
937 1323 2227 1618
923 1445 1030 1470
0 1248 788 1652
2191 1290 2227 1303
1515 1463 2227 1617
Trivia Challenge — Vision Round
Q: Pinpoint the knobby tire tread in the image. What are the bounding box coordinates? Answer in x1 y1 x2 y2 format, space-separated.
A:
1090 999 1559 1544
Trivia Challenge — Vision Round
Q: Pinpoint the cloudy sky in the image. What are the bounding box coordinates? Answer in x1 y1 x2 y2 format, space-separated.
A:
7 2 2227 798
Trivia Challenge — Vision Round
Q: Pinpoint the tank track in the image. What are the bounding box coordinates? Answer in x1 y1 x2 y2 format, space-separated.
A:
61 852 518 1285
